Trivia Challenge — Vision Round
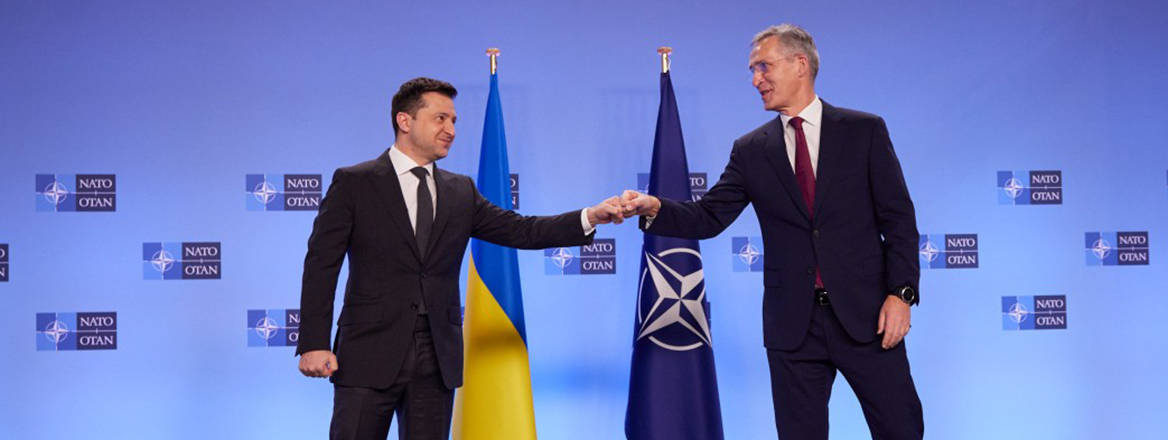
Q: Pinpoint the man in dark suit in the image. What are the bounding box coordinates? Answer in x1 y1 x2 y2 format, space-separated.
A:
620 24 924 439
296 77 623 440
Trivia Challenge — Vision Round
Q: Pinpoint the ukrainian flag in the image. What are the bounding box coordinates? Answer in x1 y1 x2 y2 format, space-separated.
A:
453 72 537 439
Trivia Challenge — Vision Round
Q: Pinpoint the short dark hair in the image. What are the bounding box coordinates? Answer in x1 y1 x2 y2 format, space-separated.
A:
391 77 458 135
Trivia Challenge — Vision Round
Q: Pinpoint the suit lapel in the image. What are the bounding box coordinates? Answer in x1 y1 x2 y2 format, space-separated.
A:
372 151 423 261
425 166 457 262
812 101 844 220
761 116 812 223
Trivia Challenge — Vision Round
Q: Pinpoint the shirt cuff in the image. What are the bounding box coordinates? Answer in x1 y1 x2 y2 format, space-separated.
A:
581 208 596 235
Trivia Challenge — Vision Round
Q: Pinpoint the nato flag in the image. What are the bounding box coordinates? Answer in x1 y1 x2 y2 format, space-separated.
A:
625 71 724 440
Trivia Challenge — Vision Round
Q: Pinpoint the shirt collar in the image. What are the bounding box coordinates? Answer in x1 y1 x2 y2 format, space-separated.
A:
387 145 434 177
780 95 822 128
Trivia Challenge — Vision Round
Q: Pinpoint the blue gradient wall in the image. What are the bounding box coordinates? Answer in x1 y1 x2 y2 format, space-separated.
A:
2 0 1166 438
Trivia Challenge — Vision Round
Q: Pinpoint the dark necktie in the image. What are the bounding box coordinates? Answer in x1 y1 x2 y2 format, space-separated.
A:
790 117 815 215
790 117 824 288
410 166 433 260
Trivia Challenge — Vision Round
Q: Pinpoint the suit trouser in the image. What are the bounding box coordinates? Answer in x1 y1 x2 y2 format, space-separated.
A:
330 317 454 440
767 300 923 440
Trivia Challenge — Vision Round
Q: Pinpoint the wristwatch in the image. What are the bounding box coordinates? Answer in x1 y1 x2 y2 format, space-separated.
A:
891 285 917 305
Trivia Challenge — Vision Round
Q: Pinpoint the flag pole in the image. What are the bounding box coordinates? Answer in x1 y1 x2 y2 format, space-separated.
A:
657 46 672 73
487 47 500 74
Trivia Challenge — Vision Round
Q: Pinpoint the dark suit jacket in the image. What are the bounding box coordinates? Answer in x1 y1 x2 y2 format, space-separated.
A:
644 101 919 350
297 150 593 389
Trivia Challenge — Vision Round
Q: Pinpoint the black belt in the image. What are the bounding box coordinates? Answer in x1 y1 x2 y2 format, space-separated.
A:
814 288 831 306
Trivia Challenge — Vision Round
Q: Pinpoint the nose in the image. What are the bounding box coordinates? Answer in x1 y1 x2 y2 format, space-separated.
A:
752 71 764 88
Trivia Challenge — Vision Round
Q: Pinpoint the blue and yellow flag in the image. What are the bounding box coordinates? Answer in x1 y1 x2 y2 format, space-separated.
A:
625 71 724 440
453 73 537 439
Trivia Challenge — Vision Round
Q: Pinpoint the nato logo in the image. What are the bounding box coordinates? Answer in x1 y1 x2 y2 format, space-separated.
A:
545 239 616 275
0 244 8 282
246 174 322 211
636 247 712 351
997 170 1062 205
36 174 117 212
731 236 764 272
637 172 708 201
143 242 221 280
919 234 978 269
1002 296 1066 330
247 309 300 347
510 173 520 210
36 312 117 351
1085 231 1149 266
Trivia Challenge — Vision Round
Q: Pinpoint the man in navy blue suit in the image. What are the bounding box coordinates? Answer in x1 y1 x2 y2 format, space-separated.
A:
621 24 924 439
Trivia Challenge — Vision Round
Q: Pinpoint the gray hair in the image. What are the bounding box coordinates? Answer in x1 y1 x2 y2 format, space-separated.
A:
752 24 820 80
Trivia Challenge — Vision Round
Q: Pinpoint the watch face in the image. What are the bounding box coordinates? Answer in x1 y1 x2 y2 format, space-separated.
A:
900 287 916 303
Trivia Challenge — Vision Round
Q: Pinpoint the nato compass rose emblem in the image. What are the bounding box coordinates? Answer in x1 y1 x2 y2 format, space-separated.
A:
549 247 574 270
1002 177 1024 200
43 320 69 344
919 240 940 263
252 180 279 205
1007 301 1030 324
735 241 762 266
254 316 280 341
150 248 176 274
1091 238 1112 260
42 181 69 206
636 248 712 351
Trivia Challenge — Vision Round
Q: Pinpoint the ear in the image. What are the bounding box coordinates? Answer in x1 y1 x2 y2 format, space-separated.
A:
795 54 810 79
395 111 411 134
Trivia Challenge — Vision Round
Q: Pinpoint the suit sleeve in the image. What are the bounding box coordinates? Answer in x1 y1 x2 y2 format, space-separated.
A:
297 168 354 355
642 141 751 239
868 117 921 303
470 178 594 249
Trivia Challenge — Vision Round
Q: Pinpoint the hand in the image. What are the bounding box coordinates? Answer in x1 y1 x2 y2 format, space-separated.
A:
298 350 339 377
587 196 624 225
619 190 660 218
876 295 911 349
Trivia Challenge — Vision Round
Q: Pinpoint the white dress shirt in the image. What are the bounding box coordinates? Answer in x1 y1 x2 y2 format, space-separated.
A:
779 95 823 177
388 146 437 232
387 146 595 235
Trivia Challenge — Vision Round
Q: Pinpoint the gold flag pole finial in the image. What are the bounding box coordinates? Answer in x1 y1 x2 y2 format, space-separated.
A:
486 48 500 75
657 46 672 73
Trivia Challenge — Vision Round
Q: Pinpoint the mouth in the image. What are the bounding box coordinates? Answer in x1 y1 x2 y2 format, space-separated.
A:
759 89 772 101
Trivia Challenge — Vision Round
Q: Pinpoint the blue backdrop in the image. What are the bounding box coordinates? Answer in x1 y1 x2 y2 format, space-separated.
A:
2 0 1166 438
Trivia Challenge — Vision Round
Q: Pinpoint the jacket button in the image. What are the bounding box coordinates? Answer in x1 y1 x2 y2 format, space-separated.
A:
410 304 419 310
806 267 815 274
420 273 427 279
812 229 820 238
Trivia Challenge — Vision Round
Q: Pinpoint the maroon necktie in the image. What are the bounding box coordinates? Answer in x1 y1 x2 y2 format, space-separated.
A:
790 117 824 288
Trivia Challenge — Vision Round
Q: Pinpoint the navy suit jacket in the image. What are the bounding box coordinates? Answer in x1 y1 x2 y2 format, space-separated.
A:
297 150 592 389
644 101 919 350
